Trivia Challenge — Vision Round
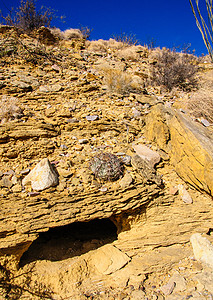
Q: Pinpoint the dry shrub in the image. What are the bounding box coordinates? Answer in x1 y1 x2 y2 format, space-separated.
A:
1 0 54 33
63 28 83 40
50 28 84 40
0 95 23 123
87 40 108 53
107 38 124 50
150 48 198 91
50 27 64 39
187 70 213 123
103 69 142 95
112 32 139 46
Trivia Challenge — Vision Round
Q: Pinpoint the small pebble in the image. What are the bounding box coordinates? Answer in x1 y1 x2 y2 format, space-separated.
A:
200 118 210 127
78 139 88 144
99 186 108 192
60 144 68 150
20 168 31 175
86 115 99 121
122 155 132 166
28 192 40 197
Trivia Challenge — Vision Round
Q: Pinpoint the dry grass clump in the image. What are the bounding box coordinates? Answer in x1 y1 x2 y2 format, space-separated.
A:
103 68 142 95
0 96 23 123
187 70 213 123
63 28 83 40
87 40 108 53
150 47 198 91
50 28 84 40
107 38 124 50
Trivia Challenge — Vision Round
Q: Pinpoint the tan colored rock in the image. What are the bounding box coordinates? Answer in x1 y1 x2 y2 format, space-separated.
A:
145 104 171 150
119 173 133 189
190 233 213 270
22 158 59 191
145 104 213 196
170 112 213 195
178 184 193 204
89 244 130 275
133 144 161 167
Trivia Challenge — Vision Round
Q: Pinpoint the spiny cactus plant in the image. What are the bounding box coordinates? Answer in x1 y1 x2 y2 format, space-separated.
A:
89 152 124 181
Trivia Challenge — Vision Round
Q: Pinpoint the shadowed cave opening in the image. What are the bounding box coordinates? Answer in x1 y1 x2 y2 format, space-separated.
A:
20 218 118 266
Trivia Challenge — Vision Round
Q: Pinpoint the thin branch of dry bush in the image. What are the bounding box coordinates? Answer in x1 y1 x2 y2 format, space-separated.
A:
0 0 54 33
150 48 198 91
187 70 213 123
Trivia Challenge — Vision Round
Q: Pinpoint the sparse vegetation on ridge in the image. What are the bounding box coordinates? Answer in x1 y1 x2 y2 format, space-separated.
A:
0 0 54 33
149 47 198 91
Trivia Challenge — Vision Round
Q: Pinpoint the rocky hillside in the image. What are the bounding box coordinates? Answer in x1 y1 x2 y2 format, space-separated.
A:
0 25 213 299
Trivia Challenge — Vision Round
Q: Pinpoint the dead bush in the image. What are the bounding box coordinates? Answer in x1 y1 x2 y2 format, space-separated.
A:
150 48 198 91
87 40 108 53
187 70 213 123
0 96 23 123
63 28 83 40
1 0 54 33
112 32 139 46
103 69 142 95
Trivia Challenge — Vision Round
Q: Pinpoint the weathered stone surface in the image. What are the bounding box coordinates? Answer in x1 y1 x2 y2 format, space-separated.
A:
145 104 171 150
145 104 213 196
131 155 162 186
89 244 131 275
170 112 213 195
0 178 160 259
133 144 161 167
22 158 59 191
0 122 60 142
190 233 213 270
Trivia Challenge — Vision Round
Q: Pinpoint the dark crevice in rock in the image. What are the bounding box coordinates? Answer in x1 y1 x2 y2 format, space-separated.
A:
19 218 118 266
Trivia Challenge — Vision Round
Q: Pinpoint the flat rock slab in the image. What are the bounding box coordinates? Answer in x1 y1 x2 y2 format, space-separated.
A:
145 104 213 196
89 244 131 275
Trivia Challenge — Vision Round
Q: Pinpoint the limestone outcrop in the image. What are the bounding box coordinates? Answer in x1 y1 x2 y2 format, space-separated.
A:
145 104 213 196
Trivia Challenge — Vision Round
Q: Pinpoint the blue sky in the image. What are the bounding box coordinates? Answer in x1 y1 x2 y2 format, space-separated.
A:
0 0 209 55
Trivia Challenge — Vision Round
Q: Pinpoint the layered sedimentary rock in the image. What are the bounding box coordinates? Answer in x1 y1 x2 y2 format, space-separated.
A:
145 104 213 196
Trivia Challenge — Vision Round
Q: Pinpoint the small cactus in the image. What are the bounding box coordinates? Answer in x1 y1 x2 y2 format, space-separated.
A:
89 152 124 181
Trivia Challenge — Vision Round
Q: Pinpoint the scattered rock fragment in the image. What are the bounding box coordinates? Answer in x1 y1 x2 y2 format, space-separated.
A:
86 115 99 121
0 176 13 188
178 184 193 204
22 158 59 191
160 279 175 296
89 244 131 275
200 118 210 127
131 155 162 186
119 173 133 189
133 144 161 167
190 233 213 270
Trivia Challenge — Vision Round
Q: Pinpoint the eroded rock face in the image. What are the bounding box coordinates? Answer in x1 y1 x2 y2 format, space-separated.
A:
0 177 161 259
145 104 213 196
169 112 213 195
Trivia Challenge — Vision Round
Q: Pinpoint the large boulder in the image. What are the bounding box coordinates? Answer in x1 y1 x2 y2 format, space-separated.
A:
145 104 213 196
